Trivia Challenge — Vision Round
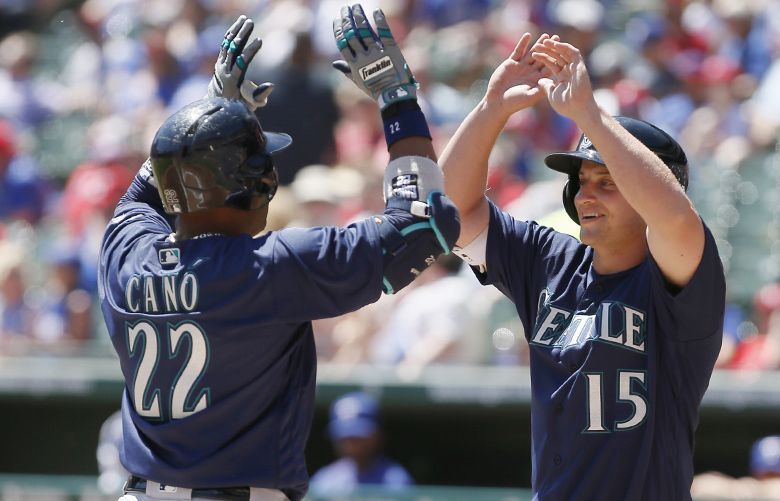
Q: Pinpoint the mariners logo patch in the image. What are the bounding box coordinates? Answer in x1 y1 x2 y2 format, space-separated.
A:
579 135 593 150
360 56 393 81
391 173 418 200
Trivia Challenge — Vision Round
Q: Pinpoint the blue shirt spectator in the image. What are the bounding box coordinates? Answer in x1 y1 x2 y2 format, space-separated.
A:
0 120 48 224
309 392 413 497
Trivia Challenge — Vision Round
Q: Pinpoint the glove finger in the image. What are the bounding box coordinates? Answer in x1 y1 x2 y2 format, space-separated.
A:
237 37 263 84
373 9 396 47
333 15 355 59
221 15 246 64
350 3 378 51
252 82 274 106
229 18 255 70
332 60 352 76
341 5 363 57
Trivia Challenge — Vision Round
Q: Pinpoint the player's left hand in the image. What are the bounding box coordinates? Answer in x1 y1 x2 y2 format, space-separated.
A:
332 4 418 110
207 15 274 111
533 39 599 123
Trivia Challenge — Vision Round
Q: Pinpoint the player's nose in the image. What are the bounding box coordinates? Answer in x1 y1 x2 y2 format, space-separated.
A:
575 181 596 204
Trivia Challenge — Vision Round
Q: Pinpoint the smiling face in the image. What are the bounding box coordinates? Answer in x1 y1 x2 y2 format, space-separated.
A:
575 160 647 259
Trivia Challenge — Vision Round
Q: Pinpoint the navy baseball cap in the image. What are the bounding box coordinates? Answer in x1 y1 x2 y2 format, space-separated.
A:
545 132 604 176
328 392 380 440
750 436 780 476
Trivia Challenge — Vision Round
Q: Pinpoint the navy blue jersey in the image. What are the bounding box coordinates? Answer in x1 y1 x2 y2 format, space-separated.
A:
477 201 725 501
98 167 383 500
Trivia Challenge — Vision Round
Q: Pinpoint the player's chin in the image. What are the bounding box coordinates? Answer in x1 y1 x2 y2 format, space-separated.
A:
578 224 602 246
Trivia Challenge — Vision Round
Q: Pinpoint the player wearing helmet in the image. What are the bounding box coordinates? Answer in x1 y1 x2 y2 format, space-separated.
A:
441 33 725 500
99 9 459 501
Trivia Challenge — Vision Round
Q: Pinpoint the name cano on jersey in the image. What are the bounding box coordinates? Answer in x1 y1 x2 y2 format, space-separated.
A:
530 291 647 353
124 272 200 313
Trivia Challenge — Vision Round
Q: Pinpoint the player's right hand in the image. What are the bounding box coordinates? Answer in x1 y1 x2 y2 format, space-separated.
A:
532 38 600 124
332 4 418 110
207 15 274 111
483 32 554 119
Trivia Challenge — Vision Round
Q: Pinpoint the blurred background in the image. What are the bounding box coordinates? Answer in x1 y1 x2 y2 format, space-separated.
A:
0 0 778 499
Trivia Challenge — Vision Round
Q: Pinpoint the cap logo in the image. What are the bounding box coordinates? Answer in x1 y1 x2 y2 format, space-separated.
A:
579 135 593 150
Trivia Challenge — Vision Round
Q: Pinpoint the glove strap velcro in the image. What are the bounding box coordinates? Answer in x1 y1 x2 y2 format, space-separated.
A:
385 197 430 219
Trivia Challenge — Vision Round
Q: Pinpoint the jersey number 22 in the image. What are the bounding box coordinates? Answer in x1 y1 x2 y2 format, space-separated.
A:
126 320 210 420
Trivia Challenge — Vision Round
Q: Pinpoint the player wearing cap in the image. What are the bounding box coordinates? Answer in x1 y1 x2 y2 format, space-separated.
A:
440 33 725 500
308 392 413 496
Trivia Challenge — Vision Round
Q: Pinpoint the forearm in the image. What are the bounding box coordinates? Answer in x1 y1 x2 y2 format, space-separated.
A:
389 136 436 161
577 108 698 227
439 100 507 244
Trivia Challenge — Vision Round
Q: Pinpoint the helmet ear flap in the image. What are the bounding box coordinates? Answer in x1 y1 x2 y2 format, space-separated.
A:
258 166 278 202
563 176 580 224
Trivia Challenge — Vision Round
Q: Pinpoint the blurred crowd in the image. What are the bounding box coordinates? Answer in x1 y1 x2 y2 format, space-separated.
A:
0 0 779 370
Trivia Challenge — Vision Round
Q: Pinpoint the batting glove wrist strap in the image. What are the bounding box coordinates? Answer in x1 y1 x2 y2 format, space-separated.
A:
382 107 431 148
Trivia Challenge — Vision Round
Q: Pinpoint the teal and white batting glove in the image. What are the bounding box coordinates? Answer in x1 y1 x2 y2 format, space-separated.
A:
332 4 418 110
207 15 274 111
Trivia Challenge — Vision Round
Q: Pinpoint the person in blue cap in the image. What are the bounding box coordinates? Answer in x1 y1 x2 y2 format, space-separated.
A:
692 435 780 499
751 436 780 480
308 392 413 496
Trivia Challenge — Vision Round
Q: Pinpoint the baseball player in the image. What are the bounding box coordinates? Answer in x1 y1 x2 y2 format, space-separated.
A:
98 8 459 501
441 33 725 499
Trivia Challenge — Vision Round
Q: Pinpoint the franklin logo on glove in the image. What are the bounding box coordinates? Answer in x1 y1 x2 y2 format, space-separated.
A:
360 56 393 81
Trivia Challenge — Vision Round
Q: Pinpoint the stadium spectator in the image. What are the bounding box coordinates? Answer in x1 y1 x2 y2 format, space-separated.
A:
30 242 93 346
0 240 36 353
256 31 340 184
309 392 413 497
0 120 48 225
729 282 780 370
691 435 780 499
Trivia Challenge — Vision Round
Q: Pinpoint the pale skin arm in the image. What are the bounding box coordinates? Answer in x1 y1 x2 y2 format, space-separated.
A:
440 33 553 247
532 39 704 288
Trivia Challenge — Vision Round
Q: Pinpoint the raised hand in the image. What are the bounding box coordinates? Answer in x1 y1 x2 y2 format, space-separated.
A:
484 33 554 118
207 15 274 111
332 4 417 110
532 38 599 123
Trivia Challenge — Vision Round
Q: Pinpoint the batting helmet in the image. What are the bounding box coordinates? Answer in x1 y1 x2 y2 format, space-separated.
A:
150 97 292 214
544 116 688 224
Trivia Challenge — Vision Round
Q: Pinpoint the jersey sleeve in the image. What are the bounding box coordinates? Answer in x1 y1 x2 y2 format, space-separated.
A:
263 218 384 321
648 221 726 341
100 161 174 269
475 201 587 333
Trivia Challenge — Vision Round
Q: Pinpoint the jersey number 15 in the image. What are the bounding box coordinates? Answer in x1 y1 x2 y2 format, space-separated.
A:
583 370 647 433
